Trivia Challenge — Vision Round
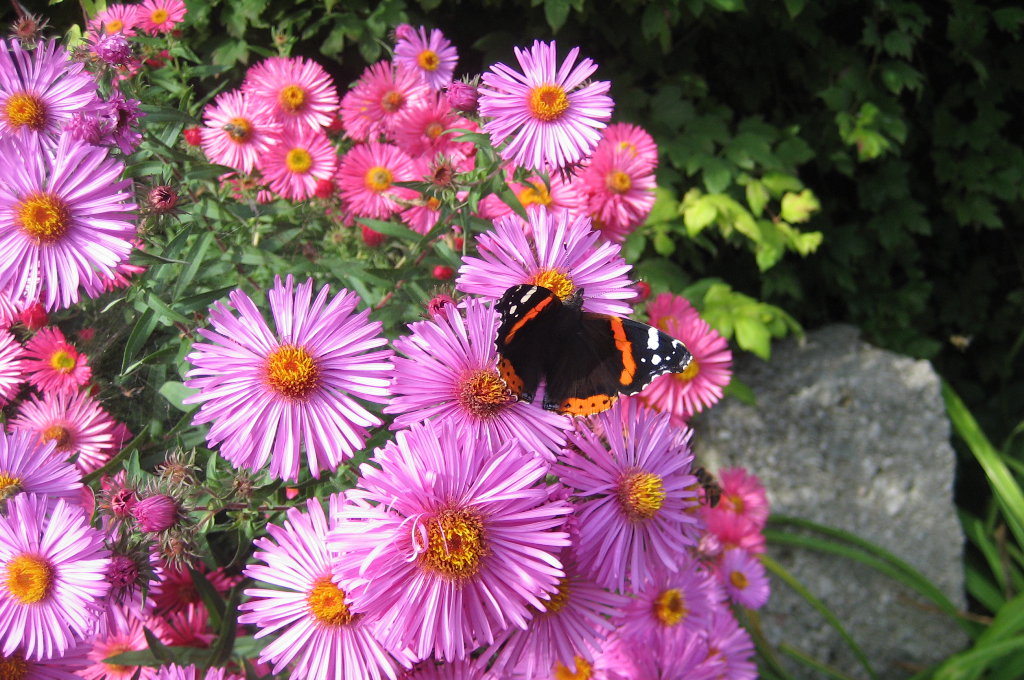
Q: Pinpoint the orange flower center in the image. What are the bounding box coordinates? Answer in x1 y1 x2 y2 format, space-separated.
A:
606 170 632 194
417 50 440 71
425 121 444 139
517 181 552 207
528 84 570 122
529 270 575 301
420 508 487 580
225 117 252 142
41 425 72 452
285 148 313 174
15 193 70 244
0 472 22 501
279 85 306 112
364 166 393 192
5 554 53 605
553 656 593 680
307 577 354 626
675 358 700 383
381 90 405 114
457 369 513 419
265 344 320 400
150 8 169 24
106 19 124 33
4 92 47 131
729 569 749 590
617 469 666 521
0 652 28 680
653 587 686 626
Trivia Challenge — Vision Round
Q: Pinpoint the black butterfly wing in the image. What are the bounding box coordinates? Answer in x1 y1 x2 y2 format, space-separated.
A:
542 313 693 416
495 285 565 403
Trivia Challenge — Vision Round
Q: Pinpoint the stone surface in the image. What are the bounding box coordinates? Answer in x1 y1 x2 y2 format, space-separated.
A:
692 324 967 678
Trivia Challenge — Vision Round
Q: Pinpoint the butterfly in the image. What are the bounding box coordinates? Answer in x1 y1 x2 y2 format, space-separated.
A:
494 284 693 416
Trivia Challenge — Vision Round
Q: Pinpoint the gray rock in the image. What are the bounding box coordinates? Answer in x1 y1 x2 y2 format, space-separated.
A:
692 324 967 678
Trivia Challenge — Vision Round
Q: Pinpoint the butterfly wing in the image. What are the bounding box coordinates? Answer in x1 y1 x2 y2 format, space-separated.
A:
495 285 564 403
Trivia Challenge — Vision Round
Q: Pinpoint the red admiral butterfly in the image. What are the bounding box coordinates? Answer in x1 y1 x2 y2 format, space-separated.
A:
495 284 693 416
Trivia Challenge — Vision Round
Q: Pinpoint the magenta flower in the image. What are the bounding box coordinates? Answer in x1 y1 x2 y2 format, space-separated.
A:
394 26 459 90
0 493 110 661
23 326 91 395
0 329 23 405
716 548 770 610
392 94 477 159
244 56 339 133
183 275 393 481
578 144 656 243
0 39 97 150
259 128 338 201
476 170 585 224
132 493 181 533
9 390 118 473
0 641 89 679
329 421 572 662
0 431 81 507
79 605 155 680
615 558 718 647
200 90 281 174
385 297 571 461
457 208 636 316
600 122 659 168
478 41 613 171
240 496 415 680
339 60 432 142
88 4 140 35
640 293 732 423
136 0 187 34
0 136 136 311
705 609 758 680
558 399 702 592
336 141 417 220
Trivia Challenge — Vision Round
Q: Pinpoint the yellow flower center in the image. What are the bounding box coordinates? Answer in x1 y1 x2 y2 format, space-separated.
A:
675 358 700 383
150 8 169 24
420 508 487 580
617 140 639 157
553 656 593 680
729 569 749 590
528 84 570 122
306 577 354 626
725 493 745 514
417 50 440 71
41 425 72 452
0 472 22 501
606 170 632 194
225 117 252 143
279 85 306 112
4 92 47 131
49 349 76 373
15 193 70 244
265 344 320 400
381 90 405 114
543 577 571 615
425 121 444 139
285 148 313 174
364 166 393 192
457 369 513 419
5 554 54 605
653 587 686 626
529 270 575 301
517 181 553 207
0 652 28 680
106 19 124 33
617 470 666 521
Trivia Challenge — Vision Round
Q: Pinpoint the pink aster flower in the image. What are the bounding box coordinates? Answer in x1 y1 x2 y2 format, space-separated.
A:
0 329 23 405
329 421 572 662
259 128 338 201
392 94 477 159
457 207 635 317
0 135 136 311
79 605 155 680
0 431 81 508
578 145 656 243
88 4 140 35
616 558 717 647
336 141 417 220
558 399 702 592
240 496 415 680
485 555 629 677
704 608 757 680
0 493 110 661
150 604 216 648
600 122 658 168
712 466 770 530
598 630 722 680
402 660 498 680
136 0 187 35
0 39 98 150
640 293 732 423
478 41 613 171
394 26 458 91
22 326 91 395
200 90 282 173
476 170 586 224
716 548 770 610
243 56 339 133
339 60 432 142
9 390 118 473
385 297 571 461
0 641 89 679
183 275 393 481
150 562 239 616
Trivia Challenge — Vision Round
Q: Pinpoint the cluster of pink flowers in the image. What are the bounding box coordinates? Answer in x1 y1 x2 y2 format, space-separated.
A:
89 0 188 37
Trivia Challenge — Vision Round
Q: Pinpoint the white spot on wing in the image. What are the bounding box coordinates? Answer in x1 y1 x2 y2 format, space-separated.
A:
651 354 662 366
647 327 660 350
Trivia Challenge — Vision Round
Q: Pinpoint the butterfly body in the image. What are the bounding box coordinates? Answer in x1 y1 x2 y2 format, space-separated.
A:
495 284 693 416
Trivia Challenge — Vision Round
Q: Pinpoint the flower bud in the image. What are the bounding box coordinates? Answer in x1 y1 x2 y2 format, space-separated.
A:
132 493 180 533
183 126 202 146
432 265 454 281
445 81 478 113
148 185 178 213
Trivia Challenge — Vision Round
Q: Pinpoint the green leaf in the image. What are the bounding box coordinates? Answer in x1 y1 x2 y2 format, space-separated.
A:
745 180 770 217
780 189 821 223
783 0 807 18
352 217 420 243
683 197 718 236
702 158 733 193
121 308 158 374
652 228 676 256
159 381 199 412
734 315 772 359
544 0 571 32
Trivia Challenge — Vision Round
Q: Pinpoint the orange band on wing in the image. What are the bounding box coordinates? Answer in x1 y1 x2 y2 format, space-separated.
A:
502 295 553 344
558 394 618 416
609 317 636 385
498 356 524 395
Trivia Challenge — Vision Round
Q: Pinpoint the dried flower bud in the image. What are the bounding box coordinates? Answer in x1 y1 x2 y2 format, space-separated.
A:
133 493 180 533
148 185 178 213
9 11 48 47
427 293 456 320
109 554 141 590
